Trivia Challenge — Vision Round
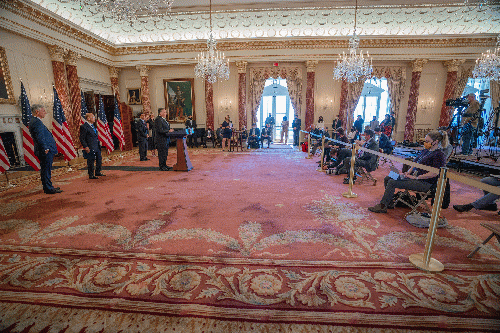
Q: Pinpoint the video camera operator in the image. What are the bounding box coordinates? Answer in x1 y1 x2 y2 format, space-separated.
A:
460 93 481 155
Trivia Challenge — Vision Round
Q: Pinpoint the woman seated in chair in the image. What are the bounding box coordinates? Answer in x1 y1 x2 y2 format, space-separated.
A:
368 130 448 213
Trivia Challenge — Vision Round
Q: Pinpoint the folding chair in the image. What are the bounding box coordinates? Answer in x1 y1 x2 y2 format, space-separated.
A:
468 223 500 259
355 157 379 186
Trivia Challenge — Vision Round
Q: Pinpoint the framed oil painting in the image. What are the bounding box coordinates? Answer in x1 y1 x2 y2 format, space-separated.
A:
164 78 194 123
127 88 142 105
0 46 16 104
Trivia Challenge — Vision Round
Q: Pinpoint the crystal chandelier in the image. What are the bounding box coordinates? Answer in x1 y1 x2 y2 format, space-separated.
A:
333 0 373 83
194 0 230 84
464 0 493 9
75 0 174 25
473 35 500 82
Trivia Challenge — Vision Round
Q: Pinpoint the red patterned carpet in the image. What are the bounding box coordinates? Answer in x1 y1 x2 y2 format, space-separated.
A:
0 146 499 332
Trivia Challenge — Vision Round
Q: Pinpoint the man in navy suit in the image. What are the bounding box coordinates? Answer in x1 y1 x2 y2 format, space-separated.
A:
29 105 61 194
154 108 174 171
80 113 105 179
135 112 149 161
247 123 260 149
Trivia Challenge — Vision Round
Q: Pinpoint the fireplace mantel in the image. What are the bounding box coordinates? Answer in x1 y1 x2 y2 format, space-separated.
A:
0 115 24 166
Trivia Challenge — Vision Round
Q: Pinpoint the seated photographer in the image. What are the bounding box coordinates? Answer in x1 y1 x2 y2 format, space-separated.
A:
339 129 379 183
247 123 260 148
374 127 393 154
347 127 357 144
368 130 448 214
203 127 215 148
261 123 272 148
323 128 349 169
216 124 223 148
453 175 500 213
311 126 331 157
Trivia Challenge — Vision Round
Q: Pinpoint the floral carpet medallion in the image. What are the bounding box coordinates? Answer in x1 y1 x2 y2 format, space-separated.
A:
0 148 499 331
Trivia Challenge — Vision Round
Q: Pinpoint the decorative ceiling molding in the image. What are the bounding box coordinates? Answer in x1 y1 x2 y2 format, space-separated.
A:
22 0 500 44
0 0 114 53
1 0 498 67
113 36 497 56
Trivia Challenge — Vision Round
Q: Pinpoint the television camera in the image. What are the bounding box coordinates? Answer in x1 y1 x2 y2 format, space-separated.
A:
445 97 468 108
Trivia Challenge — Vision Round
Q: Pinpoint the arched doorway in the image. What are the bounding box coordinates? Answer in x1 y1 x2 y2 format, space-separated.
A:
256 78 294 143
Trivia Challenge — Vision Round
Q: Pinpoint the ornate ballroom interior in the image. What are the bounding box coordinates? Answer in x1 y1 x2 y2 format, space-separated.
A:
0 0 499 158
1 1 500 332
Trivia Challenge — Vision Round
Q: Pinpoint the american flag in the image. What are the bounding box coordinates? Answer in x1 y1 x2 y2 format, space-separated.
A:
97 95 114 153
51 86 77 161
112 96 125 150
20 81 41 171
80 91 88 125
0 137 10 173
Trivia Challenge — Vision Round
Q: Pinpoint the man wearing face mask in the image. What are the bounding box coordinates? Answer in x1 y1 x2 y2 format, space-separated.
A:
368 130 449 213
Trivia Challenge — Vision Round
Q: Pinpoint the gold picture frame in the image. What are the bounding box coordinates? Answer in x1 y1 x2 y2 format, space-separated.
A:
127 88 142 105
0 46 16 104
164 78 195 123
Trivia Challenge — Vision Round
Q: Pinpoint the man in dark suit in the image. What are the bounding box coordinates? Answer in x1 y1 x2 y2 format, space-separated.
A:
80 113 105 179
29 105 61 194
353 115 364 139
185 115 197 148
261 123 272 148
155 108 174 171
374 127 393 154
135 112 149 161
339 129 379 183
247 123 260 149
292 115 301 146
332 115 342 139
265 113 276 141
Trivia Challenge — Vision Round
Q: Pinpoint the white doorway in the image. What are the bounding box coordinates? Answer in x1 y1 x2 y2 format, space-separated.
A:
256 78 294 143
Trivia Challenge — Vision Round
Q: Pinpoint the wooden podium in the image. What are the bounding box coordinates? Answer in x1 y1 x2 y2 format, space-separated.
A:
168 131 193 171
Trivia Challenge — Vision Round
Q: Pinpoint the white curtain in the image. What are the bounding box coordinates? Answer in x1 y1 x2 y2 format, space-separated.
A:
455 66 474 98
249 67 303 125
373 67 407 136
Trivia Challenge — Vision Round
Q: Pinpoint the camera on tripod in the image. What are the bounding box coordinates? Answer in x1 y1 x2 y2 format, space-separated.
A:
445 97 468 108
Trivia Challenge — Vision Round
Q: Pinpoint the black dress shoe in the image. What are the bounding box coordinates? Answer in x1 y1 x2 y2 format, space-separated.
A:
95 173 106 176
368 203 387 213
453 204 474 213
89 176 99 179
44 188 62 194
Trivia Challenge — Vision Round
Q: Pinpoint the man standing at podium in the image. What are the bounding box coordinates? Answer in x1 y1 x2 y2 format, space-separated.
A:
155 108 174 171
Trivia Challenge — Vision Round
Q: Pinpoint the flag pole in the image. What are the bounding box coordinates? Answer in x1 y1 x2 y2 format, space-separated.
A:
2 170 13 188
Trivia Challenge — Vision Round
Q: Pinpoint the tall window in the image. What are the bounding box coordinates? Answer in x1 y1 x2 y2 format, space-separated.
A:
354 78 390 128
257 78 294 142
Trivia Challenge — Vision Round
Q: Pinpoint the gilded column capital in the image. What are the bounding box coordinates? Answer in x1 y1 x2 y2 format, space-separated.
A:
443 59 465 72
236 61 248 74
47 45 66 62
65 50 80 66
411 59 428 72
306 60 319 73
136 65 151 77
108 66 121 78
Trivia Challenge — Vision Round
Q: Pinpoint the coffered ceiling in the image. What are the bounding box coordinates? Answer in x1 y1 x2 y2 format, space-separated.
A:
15 0 500 45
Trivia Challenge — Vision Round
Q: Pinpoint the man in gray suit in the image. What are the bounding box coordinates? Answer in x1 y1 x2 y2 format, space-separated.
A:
29 104 61 194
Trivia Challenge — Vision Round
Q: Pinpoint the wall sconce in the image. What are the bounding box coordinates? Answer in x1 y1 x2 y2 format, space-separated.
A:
418 97 435 112
220 97 232 113
320 97 334 113
37 88 53 110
